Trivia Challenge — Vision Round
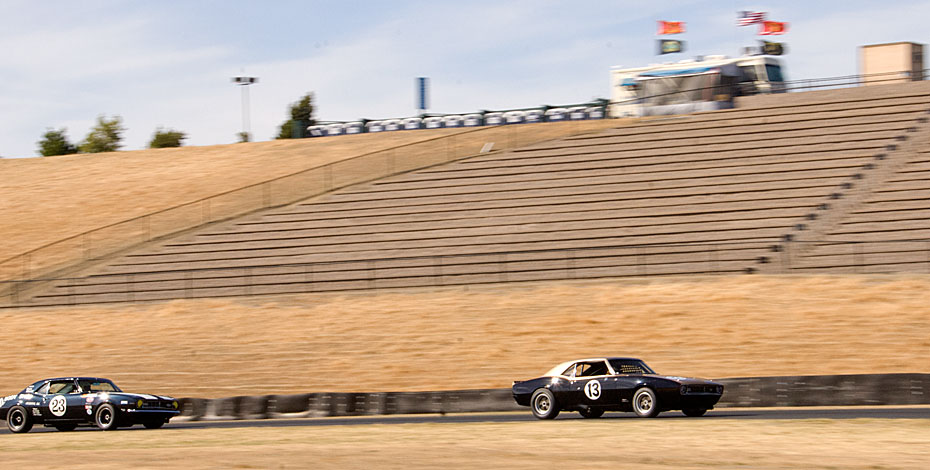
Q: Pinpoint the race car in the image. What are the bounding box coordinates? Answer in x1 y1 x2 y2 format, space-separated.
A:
512 357 724 419
1 377 180 433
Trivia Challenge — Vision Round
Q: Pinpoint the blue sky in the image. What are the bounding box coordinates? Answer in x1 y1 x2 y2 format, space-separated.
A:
2 0 929 157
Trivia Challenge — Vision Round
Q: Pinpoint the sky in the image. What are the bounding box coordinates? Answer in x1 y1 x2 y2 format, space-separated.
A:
2 0 930 158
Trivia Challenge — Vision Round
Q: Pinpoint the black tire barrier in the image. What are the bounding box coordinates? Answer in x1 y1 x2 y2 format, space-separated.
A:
177 373 930 420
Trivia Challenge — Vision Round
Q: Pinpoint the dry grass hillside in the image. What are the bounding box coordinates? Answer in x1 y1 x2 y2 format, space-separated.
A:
0 275 926 398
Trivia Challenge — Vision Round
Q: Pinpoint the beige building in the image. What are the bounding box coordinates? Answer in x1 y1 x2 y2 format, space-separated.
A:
860 42 925 85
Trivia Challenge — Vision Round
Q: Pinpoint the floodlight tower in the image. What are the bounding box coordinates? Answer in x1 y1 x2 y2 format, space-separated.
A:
232 75 258 141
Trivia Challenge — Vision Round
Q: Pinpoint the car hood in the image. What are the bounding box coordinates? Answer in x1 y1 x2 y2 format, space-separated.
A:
644 374 721 385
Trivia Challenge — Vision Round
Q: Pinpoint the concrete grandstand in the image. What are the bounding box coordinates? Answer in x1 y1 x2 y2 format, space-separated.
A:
8 80 930 306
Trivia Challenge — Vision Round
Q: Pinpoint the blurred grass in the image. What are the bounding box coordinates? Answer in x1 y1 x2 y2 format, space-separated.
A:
0 418 927 469
0 274 927 397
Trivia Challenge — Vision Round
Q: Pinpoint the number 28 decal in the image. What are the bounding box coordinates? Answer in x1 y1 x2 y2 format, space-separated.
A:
584 380 601 400
49 395 67 417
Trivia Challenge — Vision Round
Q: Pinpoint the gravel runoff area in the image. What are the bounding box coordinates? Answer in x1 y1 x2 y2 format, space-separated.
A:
0 418 927 469
0 275 928 398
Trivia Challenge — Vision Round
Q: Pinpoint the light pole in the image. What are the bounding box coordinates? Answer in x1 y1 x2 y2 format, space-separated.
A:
232 75 258 141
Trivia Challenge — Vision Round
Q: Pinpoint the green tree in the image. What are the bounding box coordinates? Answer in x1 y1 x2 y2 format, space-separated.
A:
237 131 251 143
276 92 316 139
37 128 78 156
149 127 187 148
80 115 125 153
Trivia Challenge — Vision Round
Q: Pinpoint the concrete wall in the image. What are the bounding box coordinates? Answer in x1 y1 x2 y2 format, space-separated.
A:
178 373 930 420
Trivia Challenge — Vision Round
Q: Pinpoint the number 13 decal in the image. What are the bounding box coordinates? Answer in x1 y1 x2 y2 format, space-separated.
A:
584 380 601 400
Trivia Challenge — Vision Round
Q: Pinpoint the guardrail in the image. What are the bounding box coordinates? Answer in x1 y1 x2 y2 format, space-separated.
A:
176 373 930 420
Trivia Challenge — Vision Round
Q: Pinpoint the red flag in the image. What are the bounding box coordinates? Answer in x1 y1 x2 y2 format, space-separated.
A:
657 21 686 35
759 21 788 35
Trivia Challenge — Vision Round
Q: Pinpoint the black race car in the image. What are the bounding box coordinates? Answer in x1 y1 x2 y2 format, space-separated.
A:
1 377 180 433
512 357 723 419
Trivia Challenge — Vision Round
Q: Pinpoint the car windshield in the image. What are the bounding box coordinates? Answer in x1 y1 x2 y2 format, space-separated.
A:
77 379 121 393
608 359 656 375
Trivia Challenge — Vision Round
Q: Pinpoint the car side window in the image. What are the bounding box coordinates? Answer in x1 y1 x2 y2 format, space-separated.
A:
35 383 50 395
579 361 609 377
48 381 74 395
561 364 579 378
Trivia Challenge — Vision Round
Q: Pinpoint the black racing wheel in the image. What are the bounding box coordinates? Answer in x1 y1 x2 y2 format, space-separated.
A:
632 388 660 418
7 406 33 433
530 388 560 420
95 403 119 430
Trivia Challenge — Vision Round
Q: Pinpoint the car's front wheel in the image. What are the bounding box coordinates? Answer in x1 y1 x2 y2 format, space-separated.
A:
7 406 33 433
632 388 660 418
95 404 119 431
530 388 560 420
682 408 707 417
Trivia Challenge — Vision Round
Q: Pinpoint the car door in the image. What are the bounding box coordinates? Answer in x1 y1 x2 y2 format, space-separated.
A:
547 362 579 408
45 380 82 421
575 360 612 408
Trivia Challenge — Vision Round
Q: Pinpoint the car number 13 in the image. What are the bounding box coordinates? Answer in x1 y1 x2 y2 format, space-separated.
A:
584 381 601 400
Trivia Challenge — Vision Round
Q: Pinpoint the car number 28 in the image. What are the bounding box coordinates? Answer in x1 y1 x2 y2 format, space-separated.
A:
584 381 601 400
49 395 67 416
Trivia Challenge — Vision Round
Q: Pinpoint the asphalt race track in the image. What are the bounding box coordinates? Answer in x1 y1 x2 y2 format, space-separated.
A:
3 407 928 434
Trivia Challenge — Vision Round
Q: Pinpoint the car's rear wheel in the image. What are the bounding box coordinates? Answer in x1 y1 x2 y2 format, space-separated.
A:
143 420 165 429
54 423 78 432
632 388 660 418
95 404 119 431
530 388 560 420
7 406 33 433
579 407 605 419
682 408 707 417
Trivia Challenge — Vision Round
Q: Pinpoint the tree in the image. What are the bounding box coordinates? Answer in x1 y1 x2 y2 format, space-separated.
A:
276 92 316 139
37 128 78 157
237 131 251 143
149 127 187 148
80 115 124 153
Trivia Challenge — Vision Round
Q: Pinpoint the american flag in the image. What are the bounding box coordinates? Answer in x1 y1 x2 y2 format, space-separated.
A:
737 11 766 26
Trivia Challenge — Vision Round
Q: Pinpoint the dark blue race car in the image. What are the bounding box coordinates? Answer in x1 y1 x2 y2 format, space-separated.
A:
512 357 724 419
1 377 180 433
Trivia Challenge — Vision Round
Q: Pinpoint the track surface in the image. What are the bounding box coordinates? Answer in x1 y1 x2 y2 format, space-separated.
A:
3 407 928 434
